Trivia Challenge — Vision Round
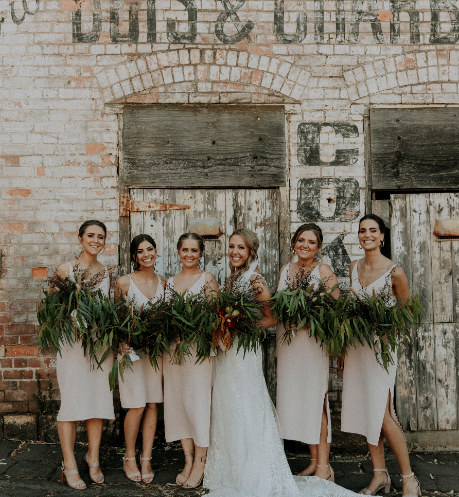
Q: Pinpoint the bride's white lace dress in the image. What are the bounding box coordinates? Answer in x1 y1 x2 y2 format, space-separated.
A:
203 261 358 497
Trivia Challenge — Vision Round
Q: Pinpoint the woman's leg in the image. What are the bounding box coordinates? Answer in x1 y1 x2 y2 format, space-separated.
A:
315 397 332 480
140 403 158 481
58 420 86 489
298 444 318 476
85 418 105 483
183 444 207 488
177 438 195 483
123 407 145 481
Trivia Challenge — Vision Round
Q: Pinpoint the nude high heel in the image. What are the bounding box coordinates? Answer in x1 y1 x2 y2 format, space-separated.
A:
360 468 391 495
317 463 335 483
401 472 422 497
176 450 194 486
183 454 207 488
83 453 104 484
140 454 154 484
122 455 141 482
61 462 86 490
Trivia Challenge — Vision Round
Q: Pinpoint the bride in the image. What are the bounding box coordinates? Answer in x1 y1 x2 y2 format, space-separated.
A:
203 228 358 497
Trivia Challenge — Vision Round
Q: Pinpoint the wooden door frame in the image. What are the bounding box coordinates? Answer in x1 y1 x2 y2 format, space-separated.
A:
116 104 296 276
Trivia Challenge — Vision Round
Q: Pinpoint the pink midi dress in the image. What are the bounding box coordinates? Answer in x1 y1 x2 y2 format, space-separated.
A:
276 263 331 445
341 260 400 446
56 263 115 421
118 274 164 409
163 272 213 447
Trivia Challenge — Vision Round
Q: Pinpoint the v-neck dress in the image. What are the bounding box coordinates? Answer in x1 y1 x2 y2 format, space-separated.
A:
56 262 115 421
275 264 331 445
341 260 401 446
119 274 164 409
163 272 213 447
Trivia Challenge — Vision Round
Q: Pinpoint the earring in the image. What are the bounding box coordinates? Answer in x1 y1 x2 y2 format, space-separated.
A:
380 240 385 248
358 245 362 250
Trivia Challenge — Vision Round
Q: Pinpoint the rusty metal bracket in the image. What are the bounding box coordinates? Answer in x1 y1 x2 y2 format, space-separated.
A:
120 194 190 217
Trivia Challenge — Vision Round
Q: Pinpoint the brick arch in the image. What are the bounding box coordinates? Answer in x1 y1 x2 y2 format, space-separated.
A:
343 48 459 102
95 48 310 104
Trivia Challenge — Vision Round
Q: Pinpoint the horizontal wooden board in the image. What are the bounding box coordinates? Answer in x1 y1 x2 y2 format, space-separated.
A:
370 108 459 190
122 105 286 187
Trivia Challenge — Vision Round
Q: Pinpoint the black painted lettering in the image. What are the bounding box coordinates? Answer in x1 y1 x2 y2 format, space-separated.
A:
336 0 346 43
430 0 459 44
72 0 101 43
147 0 156 43
274 0 307 44
350 0 384 43
315 0 324 43
216 0 254 44
322 234 352 277
167 0 197 43
11 0 39 25
297 178 360 223
110 0 139 44
297 123 359 167
390 0 420 44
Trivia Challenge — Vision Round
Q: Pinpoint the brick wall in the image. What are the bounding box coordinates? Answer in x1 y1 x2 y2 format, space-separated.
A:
1 0 459 424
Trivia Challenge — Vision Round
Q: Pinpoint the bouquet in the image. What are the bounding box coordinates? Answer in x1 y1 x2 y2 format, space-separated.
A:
212 275 265 356
38 266 107 355
270 268 337 347
346 288 424 370
163 290 215 365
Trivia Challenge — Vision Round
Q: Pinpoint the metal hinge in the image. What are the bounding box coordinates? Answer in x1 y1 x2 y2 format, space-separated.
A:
120 194 190 217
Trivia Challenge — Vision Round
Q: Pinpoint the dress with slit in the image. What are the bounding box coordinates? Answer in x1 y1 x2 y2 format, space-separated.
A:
341 260 400 446
204 261 358 497
276 263 331 445
56 263 115 421
118 274 164 409
163 272 213 447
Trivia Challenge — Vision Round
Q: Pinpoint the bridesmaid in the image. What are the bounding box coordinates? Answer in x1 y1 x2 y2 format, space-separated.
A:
340 214 420 497
163 233 219 489
55 220 114 490
276 223 339 481
114 234 166 483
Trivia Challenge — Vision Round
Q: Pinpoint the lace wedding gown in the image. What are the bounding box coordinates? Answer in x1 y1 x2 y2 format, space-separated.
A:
203 261 358 497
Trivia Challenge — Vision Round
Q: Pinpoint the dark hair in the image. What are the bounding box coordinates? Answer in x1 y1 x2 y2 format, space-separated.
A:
290 223 323 252
177 233 205 254
359 214 386 234
78 220 107 240
131 234 157 271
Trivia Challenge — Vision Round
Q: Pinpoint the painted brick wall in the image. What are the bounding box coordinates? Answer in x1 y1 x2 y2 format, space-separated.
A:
1 0 459 422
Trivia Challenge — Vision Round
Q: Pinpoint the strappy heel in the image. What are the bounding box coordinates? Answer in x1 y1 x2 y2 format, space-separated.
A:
360 469 391 495
83 453 104 484
61 461 86 490
317 463 335 483
297 458 317 476
401 472 422 497
183 454 207 488
176 450 194 486
122 455 141 482
140 454 154 484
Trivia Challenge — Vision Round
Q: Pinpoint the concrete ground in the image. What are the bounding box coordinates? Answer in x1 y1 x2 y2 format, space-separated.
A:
0 438 458 497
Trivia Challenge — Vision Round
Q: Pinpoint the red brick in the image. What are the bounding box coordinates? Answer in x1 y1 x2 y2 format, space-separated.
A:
0 155 19 165
61 0 77 9
0 359 13 368
0 314 11 324
0 403 12 413
6 189 31 197
21 380 40 391
0 380 11 390
19 336 38 345
5 324 36 335
86 144 106 154
0 223 11 232
11 401 29 412
5 390 28 402
3 369 34 379
5 345 38 357
27 358 42 368
36 167 45 176
0 303 7 312
12 223 25 232
1 336 19 345
13 358 27 368
32 267 48 278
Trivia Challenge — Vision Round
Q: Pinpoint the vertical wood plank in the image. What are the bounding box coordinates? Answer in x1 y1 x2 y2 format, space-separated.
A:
129 189 145 274
416 323 438 430
434 323 457 429
449 193 459 322
429 193 453 323
391 194 417 431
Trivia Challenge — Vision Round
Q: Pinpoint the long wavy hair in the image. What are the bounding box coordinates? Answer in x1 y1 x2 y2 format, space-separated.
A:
227 228 259 286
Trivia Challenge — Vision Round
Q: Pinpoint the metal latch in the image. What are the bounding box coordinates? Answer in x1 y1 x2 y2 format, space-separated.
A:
433 218 459 240
188 218 223 239
120 194 190 217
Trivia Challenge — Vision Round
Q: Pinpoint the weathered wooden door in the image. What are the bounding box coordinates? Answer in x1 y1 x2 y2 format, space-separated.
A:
127 188 280 291
391 193 459 432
